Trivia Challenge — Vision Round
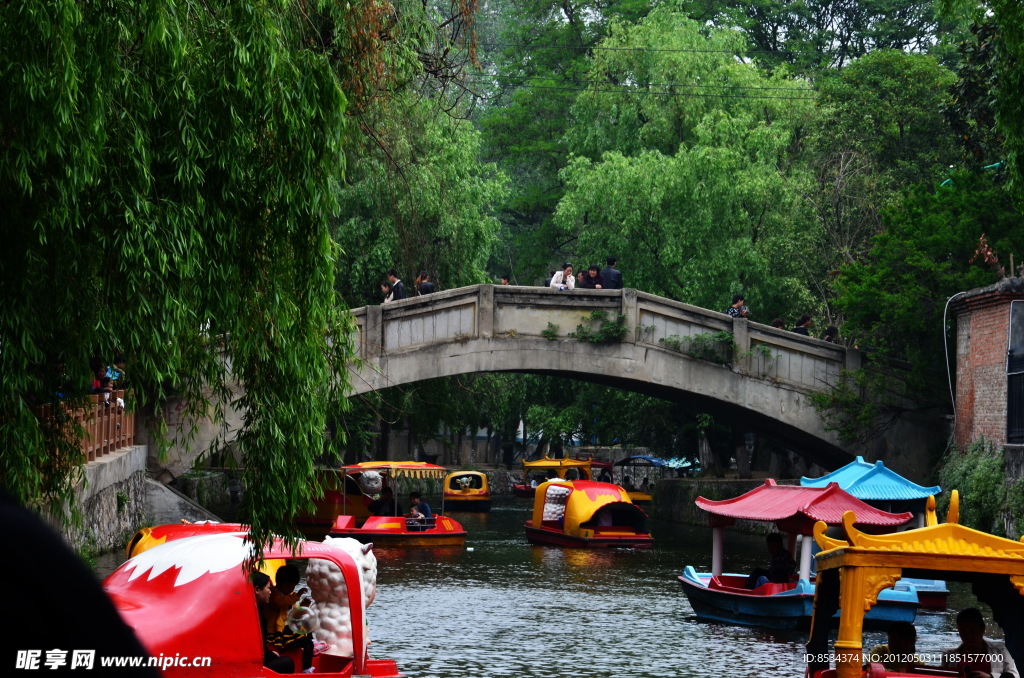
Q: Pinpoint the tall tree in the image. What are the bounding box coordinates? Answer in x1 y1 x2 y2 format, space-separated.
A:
554 10 818 318
0 0 422 554
333 93 507 305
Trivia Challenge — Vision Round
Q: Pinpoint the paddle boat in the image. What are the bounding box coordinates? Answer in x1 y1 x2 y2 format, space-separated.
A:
295 466 378 539
126 520 248 557
802 456 948 610
442 470 492 512
325 461 467 548
524 479 653 548
614 454 669 504
677 479 918 629
806 491 1024 678
512 454 595 497
104 528 403 677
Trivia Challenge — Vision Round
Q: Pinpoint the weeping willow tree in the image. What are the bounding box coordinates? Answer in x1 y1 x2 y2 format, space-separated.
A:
0 0 438 555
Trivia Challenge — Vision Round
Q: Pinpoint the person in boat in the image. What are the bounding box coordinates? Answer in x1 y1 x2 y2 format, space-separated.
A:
369 487 399 516
265 565 314 673
745 532 796 589
942 607 1019 678
639 476 651 492
865 621 922 673
253 571 296 674
598 468 612 483
410 492 432 519
622 475 636 492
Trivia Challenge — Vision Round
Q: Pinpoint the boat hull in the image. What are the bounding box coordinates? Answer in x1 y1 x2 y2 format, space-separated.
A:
512 484 535 498
524 524 653 549
678 567 917 629
896 577 948 610
327 515 467 548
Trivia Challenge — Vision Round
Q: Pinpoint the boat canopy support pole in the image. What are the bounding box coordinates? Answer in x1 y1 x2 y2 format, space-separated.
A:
799 535 813 581
711 526 724 577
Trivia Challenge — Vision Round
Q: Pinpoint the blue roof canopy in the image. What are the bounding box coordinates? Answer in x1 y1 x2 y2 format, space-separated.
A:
614 455 668 467
800 456 940 501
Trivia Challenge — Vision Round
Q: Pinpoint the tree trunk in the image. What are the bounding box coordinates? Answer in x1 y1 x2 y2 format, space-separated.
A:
699 431 723 478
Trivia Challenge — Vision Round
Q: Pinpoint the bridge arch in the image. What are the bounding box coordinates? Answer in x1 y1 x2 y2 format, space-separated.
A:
349 286 894 469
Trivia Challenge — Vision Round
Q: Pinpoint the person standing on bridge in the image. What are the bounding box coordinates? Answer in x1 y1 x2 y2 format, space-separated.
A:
792 314 813 336
600 256 623 290
416 271 436 295
726 294 750 318
549 263 575 290
387 269 407 300
578 265 604 289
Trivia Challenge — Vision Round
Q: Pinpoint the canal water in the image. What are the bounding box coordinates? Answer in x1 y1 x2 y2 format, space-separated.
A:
362 500 971 678
95 498 989 677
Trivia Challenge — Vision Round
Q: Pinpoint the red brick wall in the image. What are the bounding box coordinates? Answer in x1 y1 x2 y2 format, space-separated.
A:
955 297 1012 448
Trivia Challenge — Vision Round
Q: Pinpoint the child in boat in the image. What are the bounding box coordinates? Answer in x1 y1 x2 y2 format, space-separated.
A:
265 565 315 673
253 571 295 674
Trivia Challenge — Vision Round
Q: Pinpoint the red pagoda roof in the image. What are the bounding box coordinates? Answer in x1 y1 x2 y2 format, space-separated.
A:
695 479 912 535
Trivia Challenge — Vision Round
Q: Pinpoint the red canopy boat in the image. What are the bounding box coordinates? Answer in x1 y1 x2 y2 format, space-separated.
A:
678 479 918 628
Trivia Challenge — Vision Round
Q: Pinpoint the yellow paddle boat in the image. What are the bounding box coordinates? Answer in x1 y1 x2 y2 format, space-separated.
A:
443 470 492 512
524 479 653 548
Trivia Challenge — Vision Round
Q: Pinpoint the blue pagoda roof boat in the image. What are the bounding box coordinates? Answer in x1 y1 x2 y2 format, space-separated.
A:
801 456 940 503
801 456 947 609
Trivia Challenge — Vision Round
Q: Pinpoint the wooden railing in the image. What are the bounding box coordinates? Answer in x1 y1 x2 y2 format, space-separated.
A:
38 390 136 463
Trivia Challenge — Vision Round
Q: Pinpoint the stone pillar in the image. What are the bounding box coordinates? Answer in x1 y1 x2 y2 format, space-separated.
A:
732 317 751 374
478 284 495 339
622 288 639 344
363 304 383 358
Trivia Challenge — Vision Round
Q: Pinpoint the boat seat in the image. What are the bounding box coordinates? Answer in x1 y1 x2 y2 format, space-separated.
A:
708 575 796 595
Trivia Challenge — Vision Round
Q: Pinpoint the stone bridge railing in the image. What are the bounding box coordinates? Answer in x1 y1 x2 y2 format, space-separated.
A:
350 285 870 396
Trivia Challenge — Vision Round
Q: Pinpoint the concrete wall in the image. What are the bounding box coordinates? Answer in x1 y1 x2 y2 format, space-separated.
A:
652 477 799 534
60 445 149 552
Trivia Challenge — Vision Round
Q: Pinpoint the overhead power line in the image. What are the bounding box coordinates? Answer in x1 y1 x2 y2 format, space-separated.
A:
477 40 859 58
465 73 813 93
464 80 816 100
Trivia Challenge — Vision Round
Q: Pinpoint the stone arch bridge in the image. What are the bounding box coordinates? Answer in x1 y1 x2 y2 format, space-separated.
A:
348 285 941 472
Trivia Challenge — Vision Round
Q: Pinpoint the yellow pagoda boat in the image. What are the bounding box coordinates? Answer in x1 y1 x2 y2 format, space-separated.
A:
805 491 1024 678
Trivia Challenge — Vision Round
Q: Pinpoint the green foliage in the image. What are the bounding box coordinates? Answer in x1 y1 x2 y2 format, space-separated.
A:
659 332 735 364
835 171 1023 408
568 311 629 344
989 0 1024 195
541 323 561 341
1 0 361 558
333 93 507 306
553 10 818 319
808 363 908 442
698 0 939 74
815 51 957 186
937 439 1009 535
